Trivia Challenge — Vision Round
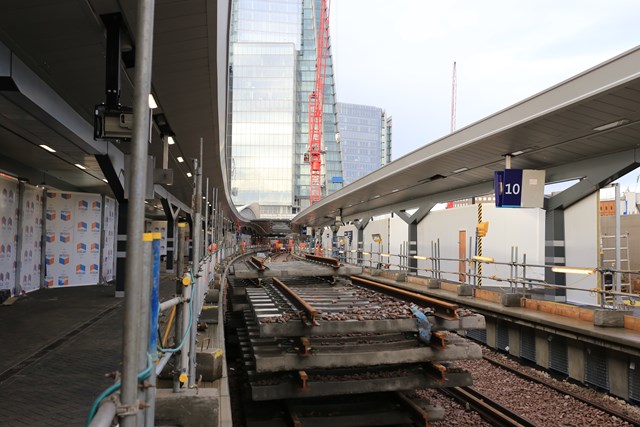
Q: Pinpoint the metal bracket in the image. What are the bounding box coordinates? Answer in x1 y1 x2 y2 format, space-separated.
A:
411 306 432 344
298 370 310 392
114 395 140 417
298 336 312 357
431 331 447 349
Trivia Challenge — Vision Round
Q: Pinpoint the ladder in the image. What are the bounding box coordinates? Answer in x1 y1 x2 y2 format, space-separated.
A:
600 233 630 304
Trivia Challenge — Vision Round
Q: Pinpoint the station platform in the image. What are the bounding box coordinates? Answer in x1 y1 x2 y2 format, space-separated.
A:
0 274 176 427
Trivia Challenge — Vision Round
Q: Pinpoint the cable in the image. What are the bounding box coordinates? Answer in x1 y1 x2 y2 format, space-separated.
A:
87 270 197 425
86 353 153 426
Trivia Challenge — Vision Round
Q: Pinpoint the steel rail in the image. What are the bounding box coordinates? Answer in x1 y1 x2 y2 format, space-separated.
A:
350 276 459 320
272 277 321 325
395 391 430 427
482 353 640 426
443 386 536 427
249 256 267 271
305 254 340 268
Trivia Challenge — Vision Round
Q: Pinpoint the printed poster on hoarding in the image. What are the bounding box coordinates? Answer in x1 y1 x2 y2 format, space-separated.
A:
149 220 168 256
102 196 116 282
44 191 102 287
20 184 43 293
0 175 18 294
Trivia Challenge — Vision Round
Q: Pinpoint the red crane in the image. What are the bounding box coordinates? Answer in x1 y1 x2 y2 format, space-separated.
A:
308 0 331 204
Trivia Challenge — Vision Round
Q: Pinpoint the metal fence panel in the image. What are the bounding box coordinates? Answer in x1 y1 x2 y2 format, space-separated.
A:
585 346 609 391
629 358 640 404
496 321 509 352
549 335 568 376
466 328 487 344
519 327 536 363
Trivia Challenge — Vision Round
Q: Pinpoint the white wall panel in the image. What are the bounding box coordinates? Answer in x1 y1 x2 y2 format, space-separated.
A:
565 192 599 305
389 216 409 265
363 218 389 268
416 204 545 285
337 224 358 263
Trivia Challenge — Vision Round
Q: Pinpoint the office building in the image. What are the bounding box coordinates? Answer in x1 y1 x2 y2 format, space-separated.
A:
337 102 392 186
227 0 342 219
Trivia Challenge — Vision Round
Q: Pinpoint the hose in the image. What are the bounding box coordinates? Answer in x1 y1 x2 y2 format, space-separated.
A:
86 353 153 426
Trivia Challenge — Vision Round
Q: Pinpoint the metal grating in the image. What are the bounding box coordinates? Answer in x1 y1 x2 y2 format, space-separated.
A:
496 321 509 352
466 328 487 344
549 335 569 376
519 327 536 363
585 346 609 391
629 358 640 404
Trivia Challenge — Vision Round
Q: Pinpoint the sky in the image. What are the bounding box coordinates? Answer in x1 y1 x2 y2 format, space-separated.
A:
330 0 639 175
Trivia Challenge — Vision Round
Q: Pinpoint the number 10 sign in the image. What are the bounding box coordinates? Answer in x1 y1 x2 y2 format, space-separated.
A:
494 169 545 208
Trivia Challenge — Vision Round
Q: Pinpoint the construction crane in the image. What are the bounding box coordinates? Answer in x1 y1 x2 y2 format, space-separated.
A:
451 61 457 133
308 0 331 204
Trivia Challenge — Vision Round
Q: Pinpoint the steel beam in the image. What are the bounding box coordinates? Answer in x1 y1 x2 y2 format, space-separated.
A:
545 148 640 211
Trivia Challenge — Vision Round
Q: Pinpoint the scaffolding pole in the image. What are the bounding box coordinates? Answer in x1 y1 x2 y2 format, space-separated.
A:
189 139 203 387
120 0 155 424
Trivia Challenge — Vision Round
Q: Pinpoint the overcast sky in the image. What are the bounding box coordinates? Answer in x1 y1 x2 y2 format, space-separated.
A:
330 0 639 167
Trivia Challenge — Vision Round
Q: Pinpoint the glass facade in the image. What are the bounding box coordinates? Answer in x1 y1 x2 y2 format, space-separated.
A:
337 102 392 185
227 0 342 219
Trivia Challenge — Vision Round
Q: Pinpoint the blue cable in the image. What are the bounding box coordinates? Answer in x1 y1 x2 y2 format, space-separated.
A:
86 353 153 426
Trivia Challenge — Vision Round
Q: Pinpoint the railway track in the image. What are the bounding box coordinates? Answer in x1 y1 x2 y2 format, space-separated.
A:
442 386 536 427
226 254 488 425
243 391 435 427
481 352 640 426
229 255 640 426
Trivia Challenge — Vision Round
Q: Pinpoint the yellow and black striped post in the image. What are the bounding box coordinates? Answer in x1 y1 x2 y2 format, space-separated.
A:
477 203 483 287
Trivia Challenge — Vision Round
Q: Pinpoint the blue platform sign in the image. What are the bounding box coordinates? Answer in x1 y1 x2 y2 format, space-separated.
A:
494 169 523 207
494 171 504 207
495 169 545 208
502 169 523 207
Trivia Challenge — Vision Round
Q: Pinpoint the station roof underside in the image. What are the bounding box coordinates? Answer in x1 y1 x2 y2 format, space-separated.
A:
0 0 245 223
293 46 640 228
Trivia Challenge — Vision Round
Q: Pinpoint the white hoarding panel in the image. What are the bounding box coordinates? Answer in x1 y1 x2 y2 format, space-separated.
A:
418 204 545 285
0 175 18 294
389 216 409 262
45 191 102 287
149 220 168 256
337 224 357 263
363 217 390 268
19 184 43 293
565 192 599 306
102 196 116 282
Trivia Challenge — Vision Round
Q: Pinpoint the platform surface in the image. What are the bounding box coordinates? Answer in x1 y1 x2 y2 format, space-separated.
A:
0 275 176 427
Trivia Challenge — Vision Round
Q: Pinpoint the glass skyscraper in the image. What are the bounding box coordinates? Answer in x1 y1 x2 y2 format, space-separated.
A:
227 0 342 219
337 102 392 186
